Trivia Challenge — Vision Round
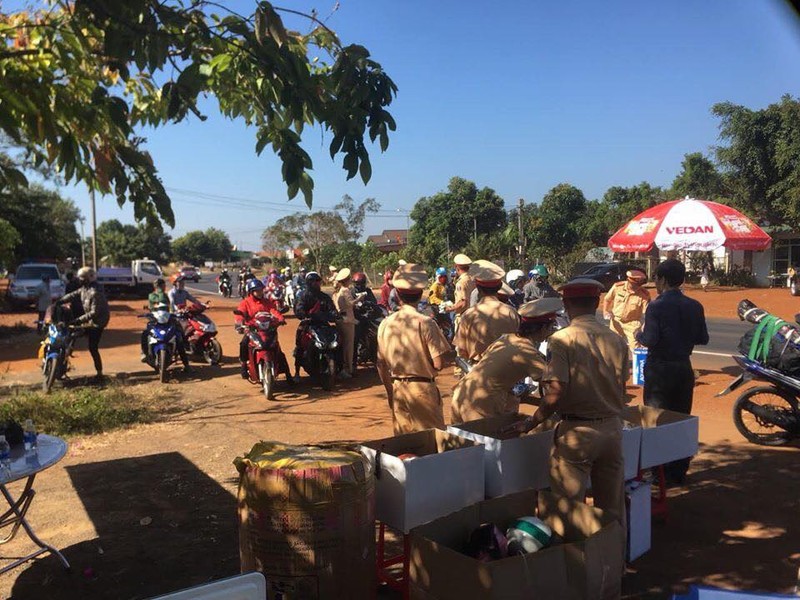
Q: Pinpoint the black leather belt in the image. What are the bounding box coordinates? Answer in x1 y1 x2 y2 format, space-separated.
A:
392 376 434 383
560 414 615 422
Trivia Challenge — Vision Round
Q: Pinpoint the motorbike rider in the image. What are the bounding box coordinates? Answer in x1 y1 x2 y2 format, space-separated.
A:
217 268 232 294
352 272 377 304
378 269 394 311
168 275 199 312
235 278 292 383
56 267 110 383
141 278 182 364
428 268 448 309
505 269 527 308
292 267 307 293
293 271 338 380
523 265 559 301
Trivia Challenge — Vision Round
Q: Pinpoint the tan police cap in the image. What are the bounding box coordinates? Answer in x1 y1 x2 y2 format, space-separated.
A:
519 297 564 321
626 269 647 282
398 259 407 266
557 278 605 298
498 282 514 297
334 267 351 282
471 261 505 286
453 253 472 266
328 265 337 272
392 269 428 291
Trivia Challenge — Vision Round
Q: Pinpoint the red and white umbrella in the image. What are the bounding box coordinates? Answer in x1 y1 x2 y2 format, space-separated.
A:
608 197 771 253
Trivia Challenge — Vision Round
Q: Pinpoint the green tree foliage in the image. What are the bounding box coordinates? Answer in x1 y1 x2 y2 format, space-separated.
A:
670 152 726 200
408 177 507 267
0 185 80 266
0 217 20 268
0 1 397 224
527 184 589 278
261 197 379 272
713 95 800 224
96 219 171 265
172 228 232 264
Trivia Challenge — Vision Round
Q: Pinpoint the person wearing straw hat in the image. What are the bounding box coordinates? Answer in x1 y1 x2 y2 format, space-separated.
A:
377 268 451 434
333 268 365 379
454 261 520 366
451 298 562 423
505 278 629 562
603 269 650 354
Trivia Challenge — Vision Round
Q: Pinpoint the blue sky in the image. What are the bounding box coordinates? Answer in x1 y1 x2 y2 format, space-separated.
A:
54 0 800 251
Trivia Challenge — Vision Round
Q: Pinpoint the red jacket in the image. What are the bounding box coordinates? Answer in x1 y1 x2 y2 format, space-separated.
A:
235 295 284 327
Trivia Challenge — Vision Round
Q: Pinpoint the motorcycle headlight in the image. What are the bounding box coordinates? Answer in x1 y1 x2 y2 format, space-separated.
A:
202 322 217 333
315 340 325 349
154 310 170 324
330 340 338 349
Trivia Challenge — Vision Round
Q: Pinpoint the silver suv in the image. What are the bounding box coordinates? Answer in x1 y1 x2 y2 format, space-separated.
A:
7 263 65 306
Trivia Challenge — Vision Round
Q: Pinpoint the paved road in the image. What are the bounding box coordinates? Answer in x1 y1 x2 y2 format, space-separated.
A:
187 274 747 370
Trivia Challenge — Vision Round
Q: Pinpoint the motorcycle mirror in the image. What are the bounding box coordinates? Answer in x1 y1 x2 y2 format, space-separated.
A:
233 309 244 316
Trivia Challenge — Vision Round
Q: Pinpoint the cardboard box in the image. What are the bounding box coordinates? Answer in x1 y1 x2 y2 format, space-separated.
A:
622 405 699 469
450 415 643 498
625 481 651 562
359 429 484 533
410 490 623 600
447 414 555 497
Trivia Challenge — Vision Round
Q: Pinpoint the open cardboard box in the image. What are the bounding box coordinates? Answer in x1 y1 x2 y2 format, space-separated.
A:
409 490 623 600
450 414 643 497
447 414 556 497
622 405 699 469
359 429 484 533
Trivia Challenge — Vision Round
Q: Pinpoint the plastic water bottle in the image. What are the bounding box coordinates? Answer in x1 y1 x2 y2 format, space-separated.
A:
23 419 37 452
0 435 10 472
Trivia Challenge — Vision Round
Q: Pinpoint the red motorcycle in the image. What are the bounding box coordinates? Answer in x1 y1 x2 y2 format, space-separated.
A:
234 309 287 400
176 302 223 365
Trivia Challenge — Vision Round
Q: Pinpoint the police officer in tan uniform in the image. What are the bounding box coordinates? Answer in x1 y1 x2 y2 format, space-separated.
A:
333 268 365 379
603 269 650 353
455 261 520 364
451 298 563 423
447 253 475 322
377 267 452 435
506 278 629 561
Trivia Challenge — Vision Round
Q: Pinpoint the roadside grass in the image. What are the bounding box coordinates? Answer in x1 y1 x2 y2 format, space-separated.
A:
0 321 35 340
0 384 177 436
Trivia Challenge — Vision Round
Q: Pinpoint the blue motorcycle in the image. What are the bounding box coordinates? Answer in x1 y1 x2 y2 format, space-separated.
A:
39 317 83 394
140 304 182 383
717 355 800 446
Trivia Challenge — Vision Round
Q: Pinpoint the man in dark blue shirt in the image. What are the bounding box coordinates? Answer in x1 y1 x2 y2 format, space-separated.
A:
635 258 709 484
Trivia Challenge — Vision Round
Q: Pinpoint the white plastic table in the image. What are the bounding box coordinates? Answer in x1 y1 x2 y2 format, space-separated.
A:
0 434 70 574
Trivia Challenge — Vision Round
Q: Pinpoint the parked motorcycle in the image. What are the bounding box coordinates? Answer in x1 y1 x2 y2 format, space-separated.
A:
354 300 386 365
175 302 223 365
234 309 286 400
38 306 84 393
139 304 182 383
717 300 800 446
296 317 339 390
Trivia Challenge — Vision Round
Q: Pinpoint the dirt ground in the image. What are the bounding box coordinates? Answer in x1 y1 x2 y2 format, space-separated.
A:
0 286 798 599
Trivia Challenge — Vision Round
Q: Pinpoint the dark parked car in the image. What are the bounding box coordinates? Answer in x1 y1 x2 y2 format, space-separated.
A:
179 266 201 282
576 262 639 291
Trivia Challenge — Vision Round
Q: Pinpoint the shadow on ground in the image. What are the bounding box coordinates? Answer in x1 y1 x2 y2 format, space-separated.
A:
11 452 239 600
623 442 800 599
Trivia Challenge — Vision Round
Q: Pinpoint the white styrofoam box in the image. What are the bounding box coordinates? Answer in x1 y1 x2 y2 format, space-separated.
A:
359 429 484 533
447 414 555 498
621 424 643 480
151 573 266 600
625 481 651 562
623 405 699 469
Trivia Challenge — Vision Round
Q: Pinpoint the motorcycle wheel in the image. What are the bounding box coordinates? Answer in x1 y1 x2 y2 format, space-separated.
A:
42 356 58 394
322 355 335 391
260 361 275 400
204 339 223 365
732 385 796 446
159 348 168 383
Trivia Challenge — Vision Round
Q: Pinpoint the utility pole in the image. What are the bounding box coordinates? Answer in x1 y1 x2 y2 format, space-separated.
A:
517 198 525 267
446 232 450 257
473 217 477 244
79 216 86 267
90 189 97 270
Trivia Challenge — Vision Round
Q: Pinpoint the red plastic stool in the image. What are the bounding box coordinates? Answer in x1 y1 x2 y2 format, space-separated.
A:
651 464 668 522
376 521 410 599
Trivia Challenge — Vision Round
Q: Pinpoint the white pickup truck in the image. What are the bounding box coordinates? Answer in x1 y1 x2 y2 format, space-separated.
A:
97 259 163 297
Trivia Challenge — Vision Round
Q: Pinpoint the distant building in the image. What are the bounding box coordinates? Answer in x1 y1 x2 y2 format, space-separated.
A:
366 229 408 253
